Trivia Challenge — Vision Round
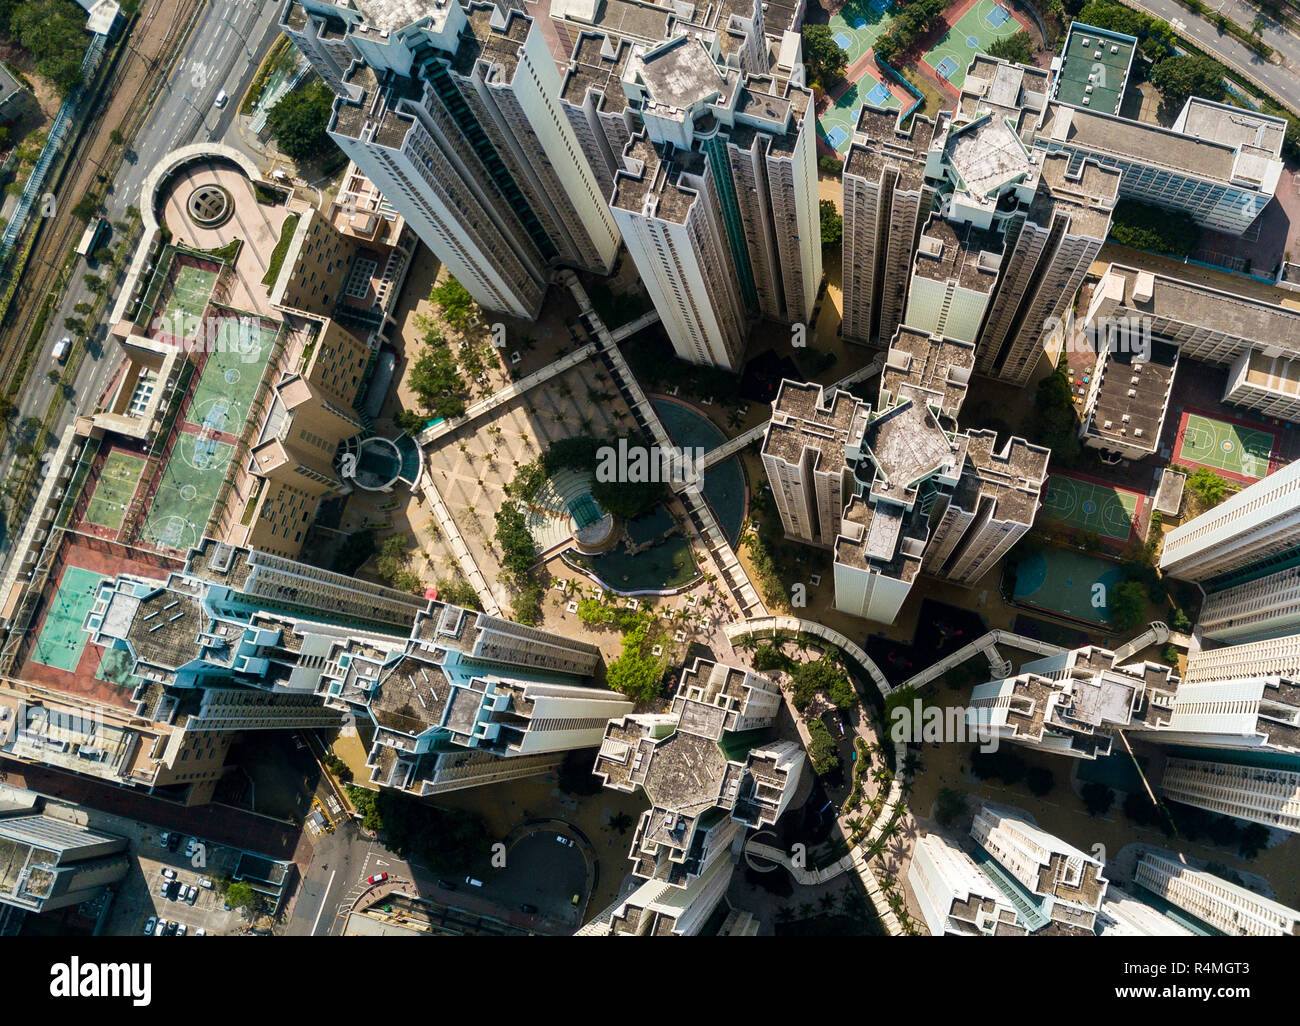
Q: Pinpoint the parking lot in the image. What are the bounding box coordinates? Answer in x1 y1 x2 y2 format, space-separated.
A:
108 828 257 938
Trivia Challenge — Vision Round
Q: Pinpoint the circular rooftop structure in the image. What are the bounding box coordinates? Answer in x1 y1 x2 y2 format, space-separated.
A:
186 184 233 228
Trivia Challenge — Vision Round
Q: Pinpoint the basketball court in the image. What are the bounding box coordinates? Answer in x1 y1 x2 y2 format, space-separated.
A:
184 315 279 434
1012 547 1124 628
1040 472 1143 542
922 0 1020 91
139 430 235 553
155 262 218 342
1173 410 1276 483
30 566 104 672
83 451 146 532
817 0 901 153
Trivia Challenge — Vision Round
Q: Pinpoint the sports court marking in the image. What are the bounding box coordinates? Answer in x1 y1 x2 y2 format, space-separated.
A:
816 0 902 154
140 431 234 553
818 73 902 155
84 451 146 531
1173 409 1276 483
1012 547 1124 628
156 264 218 341
1040 472 1143 542
184 317 278 433
922 0 1021 90
31 566 104 672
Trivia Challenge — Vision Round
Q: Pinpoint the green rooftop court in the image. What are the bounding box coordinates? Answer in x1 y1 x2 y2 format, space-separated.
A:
185 315 280 435
84 451 146 532
1173 409 1276 483
140 430 235 553
817 0 902 154
1052 22 1136 115
1011 546 1125 628
922 0 1023 91
1040 472 1143 543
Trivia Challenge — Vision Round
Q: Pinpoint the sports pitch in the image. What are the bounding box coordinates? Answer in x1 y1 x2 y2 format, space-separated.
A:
819 75 902 153
1040 473 1142 542
922 0 1019 90
31 566 103 672
185 317 279 434
1013 547 1124 627
1174 411 1275 482
826 0 896 65
157 264 217 341
817 0 900 153
140 430 234 553
84 451 145 531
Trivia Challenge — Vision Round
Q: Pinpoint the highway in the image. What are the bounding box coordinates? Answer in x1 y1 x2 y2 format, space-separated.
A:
0 0 285 575
1124 0 1300 114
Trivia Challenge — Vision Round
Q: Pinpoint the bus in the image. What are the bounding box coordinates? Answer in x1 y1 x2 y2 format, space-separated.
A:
76 217 108 260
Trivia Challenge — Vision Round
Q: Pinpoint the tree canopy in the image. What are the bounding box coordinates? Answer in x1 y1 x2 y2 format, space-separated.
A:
267 78 336 162
985 30 1036 65
408 332 468 420
606 620 666 702
7 0 89 95
1151 54 1228 111
819 199 843 250
802 25 848 86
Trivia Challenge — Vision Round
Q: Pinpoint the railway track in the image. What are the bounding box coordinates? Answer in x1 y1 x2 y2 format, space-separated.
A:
0 0 200 396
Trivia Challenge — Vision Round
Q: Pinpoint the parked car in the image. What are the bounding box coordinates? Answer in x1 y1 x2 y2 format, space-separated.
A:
164 921 178 936
465 877 484 888
555 835 574 847
570 893 580 907
184 885 197 905
194 928 206 937
161 867 177 880
436 879 457 891
520 904 538 914
143 916 157 936
157 879 170 899
185 838 201 859
176 923 187 937
166 833 182 852
158 832 172 848
367 872 388 885
154 919 167 937
198 877 213 890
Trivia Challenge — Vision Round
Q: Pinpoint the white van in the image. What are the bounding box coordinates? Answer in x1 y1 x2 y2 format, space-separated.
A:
214 88 228 109
465 877 484 888
52 337 71 363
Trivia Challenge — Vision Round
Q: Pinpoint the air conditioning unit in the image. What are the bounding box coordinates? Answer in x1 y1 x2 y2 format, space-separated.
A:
1083 97 1091 105
1127 388 1137 397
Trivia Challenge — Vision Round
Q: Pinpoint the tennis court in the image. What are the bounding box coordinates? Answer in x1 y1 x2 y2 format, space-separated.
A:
922 0 1021 90
1040 472 1143 542
1012 546 1124 628
31 566 104 672
818 75 902 154
139 430 234 553
185 316 279 434
1173 410 1276 482
84 451 146 531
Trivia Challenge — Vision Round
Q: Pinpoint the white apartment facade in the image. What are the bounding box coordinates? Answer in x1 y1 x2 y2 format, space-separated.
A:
1160 757 1300 835
1133 850 1300 936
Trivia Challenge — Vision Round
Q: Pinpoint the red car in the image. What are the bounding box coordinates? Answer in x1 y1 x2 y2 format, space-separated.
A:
367 873 388 885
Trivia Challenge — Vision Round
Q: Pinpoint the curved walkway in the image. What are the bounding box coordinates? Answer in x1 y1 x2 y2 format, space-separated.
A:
725 615 893 696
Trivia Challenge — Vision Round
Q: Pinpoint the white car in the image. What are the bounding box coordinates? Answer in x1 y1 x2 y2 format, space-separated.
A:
555 835 574 847
176 923 187 937
198 877 213 890
161 867 177 880
154 919 168 937
194 928 206 937
143 916 157 936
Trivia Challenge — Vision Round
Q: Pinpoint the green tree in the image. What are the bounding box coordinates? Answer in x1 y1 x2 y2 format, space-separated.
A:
431 277 478 334
1026 766 1054 797
805 719 841 776
1109 579 1148 631
266 78 336 162
819 199 842 250
934 786 967 827
8 0 89 95
436 576 481 610
1150 54 1228 111
986 30 1035 65
802 25 848 86
72 194 101 222
1081 781 1115 817
109 128 125 146
1186 466 1230 509
606 620 666 702
494 501 537 578
225 881 261 914
408 333 467 420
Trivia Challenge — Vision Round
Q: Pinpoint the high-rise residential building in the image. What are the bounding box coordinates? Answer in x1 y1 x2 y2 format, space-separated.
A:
902 217 1002 346
968 645 1179 760
971 802 1108 935
281 0 620 321
1087 262 1300 419
608 32 820 369
330 600 626 796
841 107 933 347
1198 569 1300 643
1095 884 1194 936
1133 850 1300 936
1159 757 1300 835
908 833 1025 936
761 380 865 549
1184 634 1300 685
1159 458 1300 582
576 842 739 936
589 657 801 932
1078 336 1179 460
559 31 634 198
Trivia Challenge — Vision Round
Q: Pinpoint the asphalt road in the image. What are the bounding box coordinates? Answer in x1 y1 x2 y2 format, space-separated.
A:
1126 0 1300 114
0 0 284 575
